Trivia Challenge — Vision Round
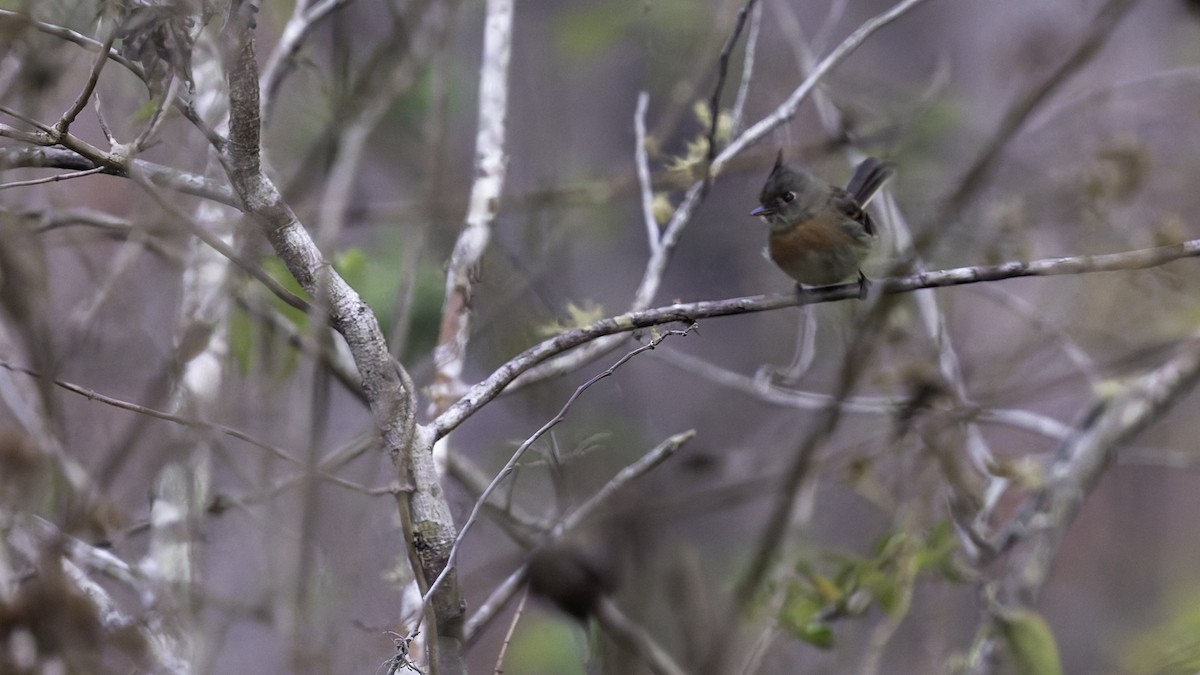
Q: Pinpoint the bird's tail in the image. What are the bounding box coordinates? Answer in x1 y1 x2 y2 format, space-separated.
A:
846 157 894 205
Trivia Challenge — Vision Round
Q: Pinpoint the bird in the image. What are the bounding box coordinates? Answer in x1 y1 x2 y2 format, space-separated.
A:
750 151 893 297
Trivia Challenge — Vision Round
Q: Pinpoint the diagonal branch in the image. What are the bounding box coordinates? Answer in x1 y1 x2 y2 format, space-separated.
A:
421 326 695 613
937 0 1138 225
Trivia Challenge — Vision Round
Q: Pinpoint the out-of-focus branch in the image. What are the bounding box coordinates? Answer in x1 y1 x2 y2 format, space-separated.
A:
54 27 116 134
704 0 759 178
595 598 689 675
0 9 225 148
634 92 658 256
314 0 442 252
996 335 1200 598
463 430 694 642
422 327 693 615
729 0 762 136
260 0 357 122
716 0 933 168
937 0 1138 226
651 348 1072 440
0 359 301 465
430 0 513 413
962 333 1200 673
434 237 1200 439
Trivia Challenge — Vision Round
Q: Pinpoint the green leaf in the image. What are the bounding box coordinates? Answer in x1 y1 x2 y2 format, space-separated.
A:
996 608 1064 675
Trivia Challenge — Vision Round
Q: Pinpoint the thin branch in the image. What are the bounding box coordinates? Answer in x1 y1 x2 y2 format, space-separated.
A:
435 237 1200 439
260 0 358 122
651 348 1071 439
127 166 312 313
715 0 934 169
491 589 528 675
965 333 1200 671
421 327 695 615
463 430 694 642
729 0 762 136
0 9 227 150
0 166 106 190
704 0 759 176
56 28 117 134
937 0 1137 226
0 103 53 132
131 75 181 152
0 359 301 465
995 335 1200 593
594 598 688 675
634 92 658 255
0 146 238 206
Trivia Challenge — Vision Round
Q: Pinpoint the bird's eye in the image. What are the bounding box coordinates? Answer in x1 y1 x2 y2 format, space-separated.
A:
782 191 796 203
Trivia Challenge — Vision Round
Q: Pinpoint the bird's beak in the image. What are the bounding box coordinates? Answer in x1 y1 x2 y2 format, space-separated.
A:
750 205 773 217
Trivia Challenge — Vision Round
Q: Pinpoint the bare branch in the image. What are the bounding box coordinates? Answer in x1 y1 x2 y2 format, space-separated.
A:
997 335 1200 599
260 0 358 122
431 0 514 412
0 146 237 205
937 0 1137 226
461 428 694 642
651 348 1071 439
0 166 106 190
128 166 312 313
422 327 695 615
704 0 759 175
715 0 934 169
435 238 1200 439
634 92 658 255
729 0 762 136
0 359 301 465
595 598 688 675
55 29 116 134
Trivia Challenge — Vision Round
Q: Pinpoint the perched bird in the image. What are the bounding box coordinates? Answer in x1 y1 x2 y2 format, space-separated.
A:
750 152 893 297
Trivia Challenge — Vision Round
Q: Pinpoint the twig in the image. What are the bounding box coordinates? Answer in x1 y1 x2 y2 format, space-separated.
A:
0 166 105 190
0 146 238 206
715 0 934 169
463 430 694 642
729 0 761 136
937 0 1137 227
55 28 117 135
127 165 312 313
704 0 759 179
421 327 695 618
594 598 688 675
434 237 1200 439
491 589 527 675
634 92 658 255
969 333 1200 670
651 348 1071 439
0 9 226 150
0 103 53 132
0 359 301 465
260 0 357 122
